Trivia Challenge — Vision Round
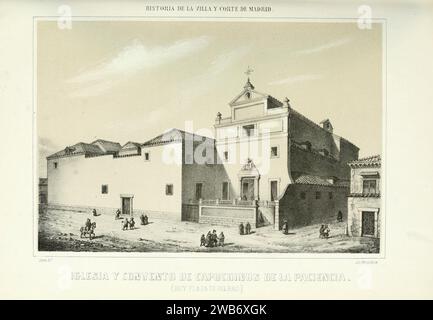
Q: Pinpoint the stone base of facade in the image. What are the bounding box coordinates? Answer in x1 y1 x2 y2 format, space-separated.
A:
46 203 181 221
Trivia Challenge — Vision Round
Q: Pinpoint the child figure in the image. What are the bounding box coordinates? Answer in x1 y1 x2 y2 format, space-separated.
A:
200 234 206 247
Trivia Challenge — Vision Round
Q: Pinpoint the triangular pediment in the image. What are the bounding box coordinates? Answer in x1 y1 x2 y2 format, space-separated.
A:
229 88 269 106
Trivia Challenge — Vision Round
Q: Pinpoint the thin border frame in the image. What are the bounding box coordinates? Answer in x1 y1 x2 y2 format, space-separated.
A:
32 16 387 260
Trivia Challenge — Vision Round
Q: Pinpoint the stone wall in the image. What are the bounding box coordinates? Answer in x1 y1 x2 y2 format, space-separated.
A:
278 184 349 229
199 204 257 227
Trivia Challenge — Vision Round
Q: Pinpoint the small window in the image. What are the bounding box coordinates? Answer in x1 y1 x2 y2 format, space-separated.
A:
54 162 58 169
315 191 321 200
101 185 108 194
223 151 229 161
363 179 377 194
270 146 279 158
144 152 150 161
300 192 306 200
328 192 333 199
195 183 203 201
242 124 255 137
165 184 173 196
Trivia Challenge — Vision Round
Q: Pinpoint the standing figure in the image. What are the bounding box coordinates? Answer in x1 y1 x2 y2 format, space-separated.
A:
245 222 251 235
115 209 121 220
144 215 149 225
218 232 225 247
337 211 343 223
319 224 325 238
200 234 206 246
123 218 129 230
129 217 135 229
239 223 245 235
211 230 218 247
282 219 289 235
140 214 145 225
205 231 212 247
323 224 330 239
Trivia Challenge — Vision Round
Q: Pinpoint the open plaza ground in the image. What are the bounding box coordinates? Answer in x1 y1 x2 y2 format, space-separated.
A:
38 208 379 253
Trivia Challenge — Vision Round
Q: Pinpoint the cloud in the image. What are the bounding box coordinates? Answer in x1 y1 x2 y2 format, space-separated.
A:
67 36 210 97
38 136 59 155
269 74 323 86
293 37 351 55
175 46 250 106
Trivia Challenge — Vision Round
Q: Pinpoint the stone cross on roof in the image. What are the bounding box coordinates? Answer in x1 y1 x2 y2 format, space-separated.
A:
244 66 254 77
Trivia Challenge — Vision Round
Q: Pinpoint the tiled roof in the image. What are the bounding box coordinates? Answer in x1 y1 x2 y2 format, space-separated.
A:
120 141 141 149
348 155 381 168
142 128 213 147
92 139 121 153
294 174 333 186
292 173 348 188
47 142 105 159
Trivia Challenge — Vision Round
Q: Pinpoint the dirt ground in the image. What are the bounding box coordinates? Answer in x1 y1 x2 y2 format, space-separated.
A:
38 208 379 253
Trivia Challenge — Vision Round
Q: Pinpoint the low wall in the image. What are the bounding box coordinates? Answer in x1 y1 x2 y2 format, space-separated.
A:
181 204 199 222
199 203 257 227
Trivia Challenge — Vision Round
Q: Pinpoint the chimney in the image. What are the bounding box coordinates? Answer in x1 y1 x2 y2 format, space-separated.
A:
320 119 333 133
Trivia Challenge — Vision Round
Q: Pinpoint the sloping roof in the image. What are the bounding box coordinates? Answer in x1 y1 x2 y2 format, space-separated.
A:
120 141 141 149
348 155 381 168
47 142 105 159
294 174 333 186
292 173 348 188
92 139 121 153
142 128 213 147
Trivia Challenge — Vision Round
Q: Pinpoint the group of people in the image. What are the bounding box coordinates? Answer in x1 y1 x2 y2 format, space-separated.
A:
200 230 225 247
139 214 149 225
121 217 135 230
319 224 330 239
238 222 252 235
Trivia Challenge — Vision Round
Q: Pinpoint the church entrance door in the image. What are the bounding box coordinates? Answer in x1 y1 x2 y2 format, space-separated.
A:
241 178 255 200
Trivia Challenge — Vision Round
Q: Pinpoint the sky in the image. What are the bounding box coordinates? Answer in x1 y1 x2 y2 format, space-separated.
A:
37 21 382 177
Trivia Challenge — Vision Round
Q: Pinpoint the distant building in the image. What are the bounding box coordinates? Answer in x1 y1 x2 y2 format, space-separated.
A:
39 178 48 205
46 79 360 229
347 155 381 237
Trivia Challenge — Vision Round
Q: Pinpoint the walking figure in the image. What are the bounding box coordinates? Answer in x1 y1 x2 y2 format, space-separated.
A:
282 219 289 235
245 222 251 235
337 211 343 223
239 223 245 235
200 234 206 246
129 217 135 229
122 218 129 230
218 232 225 247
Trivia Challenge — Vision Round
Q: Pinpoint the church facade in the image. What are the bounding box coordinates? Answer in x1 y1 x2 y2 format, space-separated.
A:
46 79 359 230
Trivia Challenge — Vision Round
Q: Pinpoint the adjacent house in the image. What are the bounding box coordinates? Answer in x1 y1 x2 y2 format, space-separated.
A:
347 155 381 238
